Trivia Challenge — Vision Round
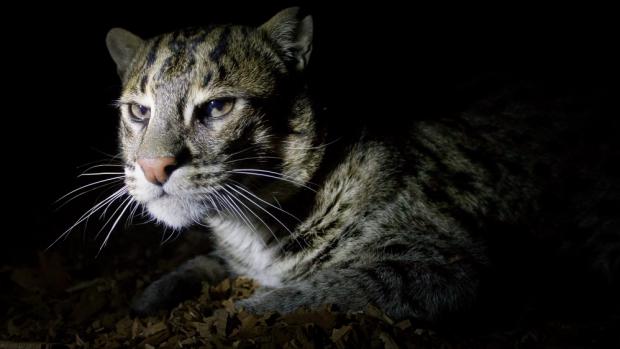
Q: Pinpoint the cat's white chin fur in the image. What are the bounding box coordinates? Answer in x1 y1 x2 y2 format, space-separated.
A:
146 196 196 229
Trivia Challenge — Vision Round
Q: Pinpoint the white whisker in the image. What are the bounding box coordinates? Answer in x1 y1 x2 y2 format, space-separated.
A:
229 170 316 192
281 137 340 150
206 194 222 217
161 227 175 245
98 196 134 253
210 189 237 220
54 176 125 204
78 172 125 177
76 157 122 170
98 187 130 220
230 183 301 223
223 156 282 164
95 195 132 239
221 145 260 163
55 181 123 210
223 185 304 250
78 163 124 176
220 186 280 245
217 188 258 232
126 200 141 227
47 187 128 250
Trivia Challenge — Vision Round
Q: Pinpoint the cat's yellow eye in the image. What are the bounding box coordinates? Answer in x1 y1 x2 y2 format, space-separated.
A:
198 98 235 121
129 103 151 122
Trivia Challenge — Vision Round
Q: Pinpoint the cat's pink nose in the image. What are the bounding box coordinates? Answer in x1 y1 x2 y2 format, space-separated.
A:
137 157 177 185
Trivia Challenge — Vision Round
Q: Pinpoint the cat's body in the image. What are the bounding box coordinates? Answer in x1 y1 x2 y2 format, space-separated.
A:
106 8 619 322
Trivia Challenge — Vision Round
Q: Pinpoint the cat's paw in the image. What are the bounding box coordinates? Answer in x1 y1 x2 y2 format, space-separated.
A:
131 269 203 316
131 255 228 316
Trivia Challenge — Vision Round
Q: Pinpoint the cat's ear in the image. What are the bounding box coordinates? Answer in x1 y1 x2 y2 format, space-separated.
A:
260 7 313 71
106 28 144 78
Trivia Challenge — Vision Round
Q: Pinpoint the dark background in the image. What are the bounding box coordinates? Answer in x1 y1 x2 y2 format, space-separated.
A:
1 2 617 261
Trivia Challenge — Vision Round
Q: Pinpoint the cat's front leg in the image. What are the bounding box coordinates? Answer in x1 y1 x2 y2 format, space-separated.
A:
131 254 229 315
237 258 481 322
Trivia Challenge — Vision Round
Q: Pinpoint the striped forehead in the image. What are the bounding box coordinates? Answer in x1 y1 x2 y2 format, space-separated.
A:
133 26 239 93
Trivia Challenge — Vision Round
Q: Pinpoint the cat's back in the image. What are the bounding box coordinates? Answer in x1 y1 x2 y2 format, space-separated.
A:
385 78 619 281
315 77 617 254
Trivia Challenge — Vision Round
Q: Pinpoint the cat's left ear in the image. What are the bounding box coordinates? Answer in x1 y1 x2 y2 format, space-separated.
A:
106 28 144 79
260 7 313 71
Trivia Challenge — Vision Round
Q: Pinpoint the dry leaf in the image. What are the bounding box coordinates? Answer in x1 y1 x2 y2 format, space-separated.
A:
379 331 400 349
331 325 353 343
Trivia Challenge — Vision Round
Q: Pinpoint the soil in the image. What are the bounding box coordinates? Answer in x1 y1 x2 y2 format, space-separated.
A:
1 226 619 348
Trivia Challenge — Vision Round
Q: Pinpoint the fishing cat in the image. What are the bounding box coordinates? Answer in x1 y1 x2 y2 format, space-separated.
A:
105 7 619 322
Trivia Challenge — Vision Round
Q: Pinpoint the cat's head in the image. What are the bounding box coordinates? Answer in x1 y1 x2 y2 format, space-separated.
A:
106 8 323 229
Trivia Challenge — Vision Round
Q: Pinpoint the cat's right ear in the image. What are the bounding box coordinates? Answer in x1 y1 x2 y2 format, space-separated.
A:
260 7 313 71
106 28 143 79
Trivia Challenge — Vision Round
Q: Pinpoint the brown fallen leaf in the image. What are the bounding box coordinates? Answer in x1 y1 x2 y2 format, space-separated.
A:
143 321 167 337
331 325 353 343
395 319 412 330
365 304 394 325
379 331 400 349
70 287 107 324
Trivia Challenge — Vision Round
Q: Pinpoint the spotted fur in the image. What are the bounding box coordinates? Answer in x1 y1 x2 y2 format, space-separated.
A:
106 8 620 322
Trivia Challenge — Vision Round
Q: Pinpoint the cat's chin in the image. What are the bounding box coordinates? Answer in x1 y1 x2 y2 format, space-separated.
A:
145 195 203 229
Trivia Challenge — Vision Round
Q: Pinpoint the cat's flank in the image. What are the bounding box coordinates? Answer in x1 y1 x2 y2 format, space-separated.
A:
105 7 619 322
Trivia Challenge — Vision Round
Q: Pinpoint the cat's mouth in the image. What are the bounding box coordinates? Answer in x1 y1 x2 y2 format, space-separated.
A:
126 166 209 228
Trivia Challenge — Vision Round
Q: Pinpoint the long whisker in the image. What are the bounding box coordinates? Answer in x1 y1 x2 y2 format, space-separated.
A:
47 187 128 250
78 163 125 174
126 200 141 227
281 137 341 150
210 189 237 220
54 181 123 210
76 158 123 169
223 185 303 250
78 172 125 177
88 187 129 227
98 196 134 253
95 195 132 239
99 186 131 220
220 145 260 163
162 226 181 245
223 156 282 164
75 187 128 228
54 176 125 204
232 168 307 181
217 188 258 232
230 183 301 223
229 170 316 192
221 187 280 245
205 194 222 217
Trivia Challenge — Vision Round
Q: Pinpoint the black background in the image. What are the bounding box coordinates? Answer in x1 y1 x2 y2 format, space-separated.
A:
1 2 617 261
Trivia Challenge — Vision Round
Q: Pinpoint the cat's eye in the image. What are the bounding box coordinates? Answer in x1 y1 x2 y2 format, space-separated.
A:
129 103 151 122
196 98 235 121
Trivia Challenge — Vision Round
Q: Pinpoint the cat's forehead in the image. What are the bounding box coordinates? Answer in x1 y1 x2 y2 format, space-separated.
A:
150 26 228 79
123 25 280 97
